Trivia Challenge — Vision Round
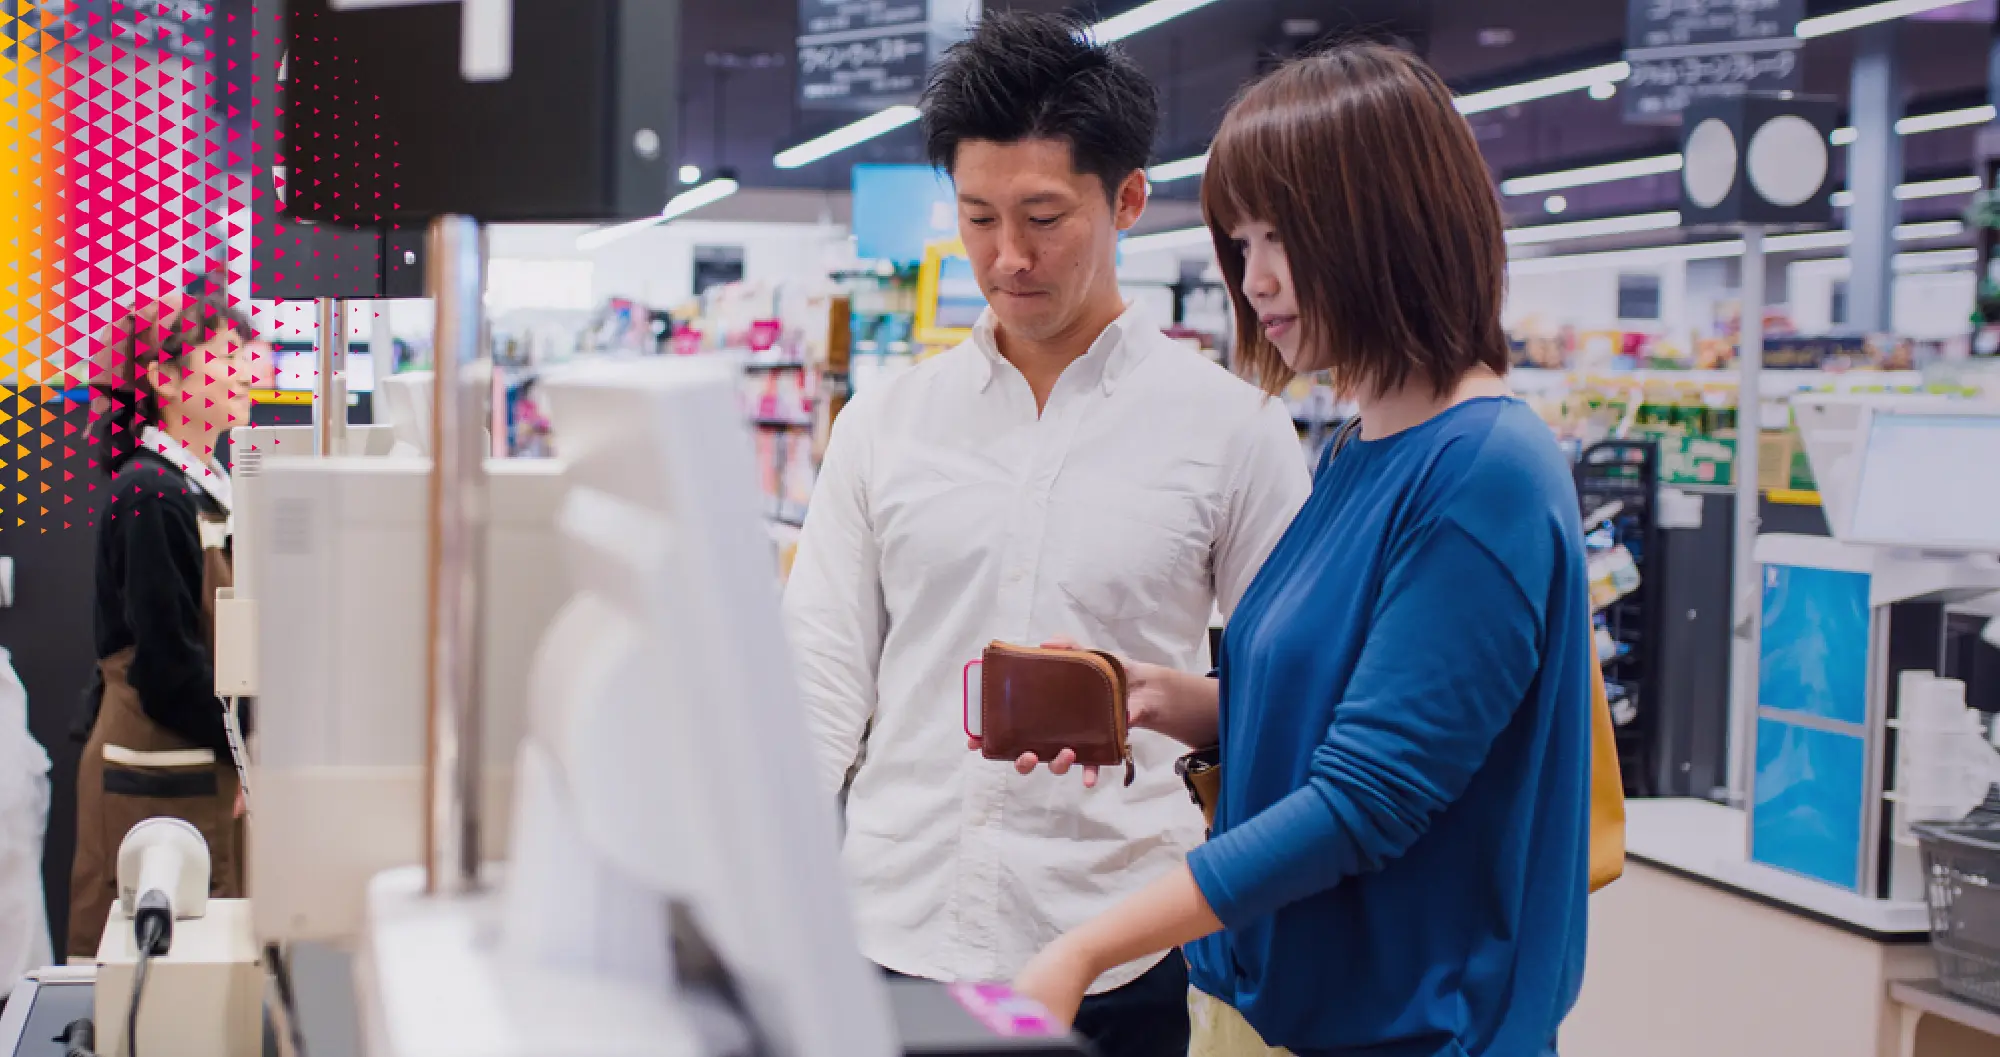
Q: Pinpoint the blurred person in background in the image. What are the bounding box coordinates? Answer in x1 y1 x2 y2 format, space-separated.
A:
1008 44 1594 1057
781 13 1308 1057
67 292 264 957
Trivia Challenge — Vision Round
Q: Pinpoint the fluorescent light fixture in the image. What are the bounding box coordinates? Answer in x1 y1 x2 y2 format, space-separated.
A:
1829 108 1987 147
1896 104 1996 136
1895 247 1979 270
773 105 922 170
1511 217 1971 276
574 178 741 251
1790 247 1980 274
1455 61 1630 117
1503 209 1679 246
1120 225 1214 257
678 164 702 185
1588 81 1617 101
1832 175 1978 207
1544 195 1568 214
1148 153 1209 184
1894 219 1965 240
1796 0 1973 39
1500 153 1683 196
1508 240 1743 276
1767 230 1854 252
1089 0 1226 43
1897 175 1982 199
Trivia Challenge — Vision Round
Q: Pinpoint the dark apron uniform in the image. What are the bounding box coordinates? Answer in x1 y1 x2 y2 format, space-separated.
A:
66 511 244 958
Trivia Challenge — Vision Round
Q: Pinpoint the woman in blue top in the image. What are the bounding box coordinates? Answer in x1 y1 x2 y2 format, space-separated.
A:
1009 44 1594 1057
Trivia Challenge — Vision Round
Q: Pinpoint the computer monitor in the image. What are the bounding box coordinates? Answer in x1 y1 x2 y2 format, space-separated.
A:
510 358 896 1057
1847 410 2000 552
274 348 376 392
914 238 985 347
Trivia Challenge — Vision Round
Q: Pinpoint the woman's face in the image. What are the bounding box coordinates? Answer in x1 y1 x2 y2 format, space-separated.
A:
155 326 258 440
1229 219 1309 372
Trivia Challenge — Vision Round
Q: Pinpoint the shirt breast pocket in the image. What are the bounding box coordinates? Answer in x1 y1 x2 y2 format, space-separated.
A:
1054 489 1207 626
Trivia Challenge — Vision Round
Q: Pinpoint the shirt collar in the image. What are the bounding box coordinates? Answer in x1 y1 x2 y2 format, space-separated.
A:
971 303 1154 398
140 425 233 513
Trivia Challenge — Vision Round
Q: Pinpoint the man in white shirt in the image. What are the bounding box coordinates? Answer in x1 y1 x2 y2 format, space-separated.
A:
782 13 1309 1057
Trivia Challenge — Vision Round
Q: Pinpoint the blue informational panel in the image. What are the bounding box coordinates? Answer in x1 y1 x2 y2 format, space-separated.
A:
1752 718 1867 891
852 165 959 265
1751 561 1874 892
1759 564 1871 725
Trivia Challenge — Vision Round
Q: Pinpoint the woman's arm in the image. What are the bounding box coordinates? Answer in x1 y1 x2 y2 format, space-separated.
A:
1013 864 1222 1027
1013 513 1553 1021
1184 516 1543 925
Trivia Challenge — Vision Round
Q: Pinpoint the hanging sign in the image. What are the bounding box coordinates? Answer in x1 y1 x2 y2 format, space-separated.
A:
797 0 979 111
1624 0 1805 123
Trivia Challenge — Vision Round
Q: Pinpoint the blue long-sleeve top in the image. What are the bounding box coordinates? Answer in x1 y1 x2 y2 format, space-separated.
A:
1184 397 1592 1057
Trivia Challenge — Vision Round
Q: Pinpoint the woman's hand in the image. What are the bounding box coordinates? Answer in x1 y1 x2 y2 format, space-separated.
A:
1126 661 1219 748
1011 934 1098 1031
1013 866 1225 1032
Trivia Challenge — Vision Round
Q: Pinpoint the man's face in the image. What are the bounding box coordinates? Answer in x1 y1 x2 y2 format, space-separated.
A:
953 138 1146 345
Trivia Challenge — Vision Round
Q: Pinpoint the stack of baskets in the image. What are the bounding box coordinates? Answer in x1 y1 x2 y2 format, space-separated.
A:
1914 783 2000 1009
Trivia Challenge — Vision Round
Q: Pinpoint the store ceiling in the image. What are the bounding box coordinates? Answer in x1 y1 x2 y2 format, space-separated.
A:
675 0 1999 236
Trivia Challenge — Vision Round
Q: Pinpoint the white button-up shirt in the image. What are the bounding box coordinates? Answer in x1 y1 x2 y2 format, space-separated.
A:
783 306 1310 993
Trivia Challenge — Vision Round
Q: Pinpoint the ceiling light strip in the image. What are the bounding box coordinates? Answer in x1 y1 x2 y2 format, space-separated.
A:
1147 154 1209 184
1503 210 1681 246
1455 61 1631 117
773 106 922 170
1121 225 1214 256
1088 0 1227 44
1895 104 1997 136
574 178 741 251
1795 0 1974 39
1500 153 1683 196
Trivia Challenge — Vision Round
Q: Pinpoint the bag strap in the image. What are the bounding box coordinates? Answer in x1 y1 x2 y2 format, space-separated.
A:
1314 416 1365 476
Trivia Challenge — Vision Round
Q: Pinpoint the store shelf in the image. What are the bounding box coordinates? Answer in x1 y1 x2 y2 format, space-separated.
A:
1512 366 1928 398
742 361 808 372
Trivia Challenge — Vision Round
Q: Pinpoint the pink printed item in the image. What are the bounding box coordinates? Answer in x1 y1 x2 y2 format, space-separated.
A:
945 983 1064 1038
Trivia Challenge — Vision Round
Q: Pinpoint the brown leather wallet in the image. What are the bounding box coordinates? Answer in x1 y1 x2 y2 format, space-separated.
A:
977 642 1134 786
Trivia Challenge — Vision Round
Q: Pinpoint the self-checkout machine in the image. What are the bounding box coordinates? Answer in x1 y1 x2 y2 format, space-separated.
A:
1752 395 2000 906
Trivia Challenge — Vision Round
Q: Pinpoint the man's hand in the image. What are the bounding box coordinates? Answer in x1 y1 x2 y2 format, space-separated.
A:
966 640 1221 786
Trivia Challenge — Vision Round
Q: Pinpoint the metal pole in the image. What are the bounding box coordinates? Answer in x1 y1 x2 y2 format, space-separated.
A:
314 298 348 456
1727 227 1766 807
1847 22 1903 334
424 215 490 895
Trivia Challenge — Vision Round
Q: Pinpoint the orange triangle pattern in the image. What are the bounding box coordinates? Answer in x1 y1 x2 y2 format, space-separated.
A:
3 3 253 536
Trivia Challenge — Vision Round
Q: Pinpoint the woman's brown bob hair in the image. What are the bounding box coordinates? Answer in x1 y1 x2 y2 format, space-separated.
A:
1203 43 1510 397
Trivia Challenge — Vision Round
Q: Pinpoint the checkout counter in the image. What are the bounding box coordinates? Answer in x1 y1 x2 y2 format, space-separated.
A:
0 358 1094 1057
1565 394 2000 1057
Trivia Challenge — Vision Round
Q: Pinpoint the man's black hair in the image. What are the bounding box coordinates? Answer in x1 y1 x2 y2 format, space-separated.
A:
921 11 1159 200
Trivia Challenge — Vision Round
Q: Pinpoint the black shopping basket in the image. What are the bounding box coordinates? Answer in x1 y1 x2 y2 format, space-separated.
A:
1914 784 2000 1010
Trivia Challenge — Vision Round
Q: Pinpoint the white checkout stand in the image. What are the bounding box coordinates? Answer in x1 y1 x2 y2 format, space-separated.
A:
1560 799 2000 1057
1570 393 2000 1057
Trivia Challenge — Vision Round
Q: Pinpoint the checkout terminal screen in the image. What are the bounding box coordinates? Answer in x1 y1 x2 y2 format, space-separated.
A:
275 349 375 393
935 256 987 330
1847 412 2000 550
